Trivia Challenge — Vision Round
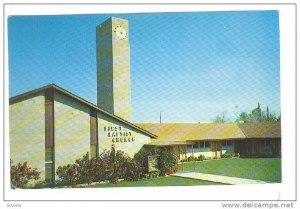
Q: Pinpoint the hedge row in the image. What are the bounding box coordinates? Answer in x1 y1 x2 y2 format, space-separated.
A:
10 146 178 188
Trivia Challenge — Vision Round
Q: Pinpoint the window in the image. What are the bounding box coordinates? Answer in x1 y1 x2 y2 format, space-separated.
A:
261 139 271 146
200 141 205 148
205 141 210 148
193 143 199 149
199 141 210 148
187 145 193 153
222 141 232 147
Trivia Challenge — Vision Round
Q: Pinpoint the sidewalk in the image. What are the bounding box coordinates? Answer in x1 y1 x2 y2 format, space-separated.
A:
171 172 268 185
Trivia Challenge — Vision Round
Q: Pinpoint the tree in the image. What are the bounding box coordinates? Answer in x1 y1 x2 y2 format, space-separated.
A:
268 113 280 122
213 103 280 123
236 103 280 123
213 113 228 123
237 112 249 123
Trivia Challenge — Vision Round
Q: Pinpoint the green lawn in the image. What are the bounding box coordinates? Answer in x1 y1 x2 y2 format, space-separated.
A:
79 157 281 188
82 176 225 188
179 157 281 182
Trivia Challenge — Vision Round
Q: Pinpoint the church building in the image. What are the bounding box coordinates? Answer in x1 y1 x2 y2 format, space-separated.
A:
9 17 281 184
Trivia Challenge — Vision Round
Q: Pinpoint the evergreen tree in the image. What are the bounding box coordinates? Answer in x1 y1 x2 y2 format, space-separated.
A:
236 103 280 123
266 106 270 121
213 103 280 123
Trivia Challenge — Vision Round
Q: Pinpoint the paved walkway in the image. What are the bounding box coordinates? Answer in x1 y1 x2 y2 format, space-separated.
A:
171 172 268 185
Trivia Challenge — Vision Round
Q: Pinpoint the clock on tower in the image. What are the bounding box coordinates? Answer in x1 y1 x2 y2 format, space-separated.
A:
114 26 127 40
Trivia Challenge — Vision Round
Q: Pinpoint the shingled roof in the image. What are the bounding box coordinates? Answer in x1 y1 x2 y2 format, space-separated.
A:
137 122 281 146
238 122 281 138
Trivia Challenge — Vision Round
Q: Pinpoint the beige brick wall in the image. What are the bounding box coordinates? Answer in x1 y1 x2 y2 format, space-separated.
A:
9 93 46 183
10 89 153 185
54 92 90 178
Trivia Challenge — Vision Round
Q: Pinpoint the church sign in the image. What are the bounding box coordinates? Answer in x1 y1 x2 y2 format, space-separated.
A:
103 126 135 143
147 155 159 172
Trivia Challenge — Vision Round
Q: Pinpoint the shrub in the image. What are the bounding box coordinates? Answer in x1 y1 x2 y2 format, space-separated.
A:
197 155 205 161
56 146 145 186
10 161 41 189
93 155 110 182
234 153 240 158
187 156 196 162
32 181 52 189
56 152 106 186
144 171 160 179
221 153 230 158
57 154 97 186
156 147 178 176
134 147 173 177
108 149 140 182
56 164 78 187
221 152 240 158
135 147 177 176
169 166 178 174
124 161 143 181
133 147 151 175
75 152 93 184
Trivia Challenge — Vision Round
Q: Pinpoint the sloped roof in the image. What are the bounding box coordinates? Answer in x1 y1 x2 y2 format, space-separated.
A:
137 122 281 146
137 123 246 143
9 84 157 138
238 122 281 138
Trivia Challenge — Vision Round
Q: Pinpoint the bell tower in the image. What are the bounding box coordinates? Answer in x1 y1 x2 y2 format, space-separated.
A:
96 17 131 121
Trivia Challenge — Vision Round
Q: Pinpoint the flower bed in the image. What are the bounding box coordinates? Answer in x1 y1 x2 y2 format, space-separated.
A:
56 146 144 187
221 152 240 158
11 146 178 188
10 161 41 188
182 153 240 163
55 146 178 188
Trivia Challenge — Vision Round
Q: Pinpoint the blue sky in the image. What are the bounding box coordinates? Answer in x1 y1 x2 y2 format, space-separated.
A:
8 11 280 123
